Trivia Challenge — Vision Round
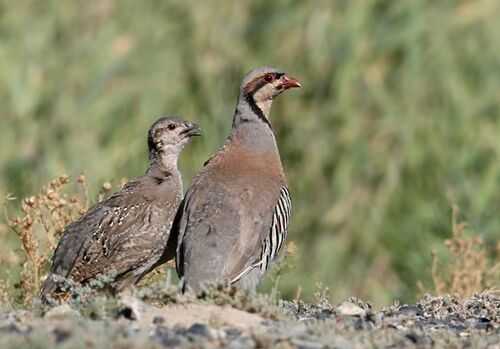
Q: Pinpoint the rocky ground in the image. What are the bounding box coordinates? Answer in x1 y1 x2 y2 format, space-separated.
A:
0 285 499 348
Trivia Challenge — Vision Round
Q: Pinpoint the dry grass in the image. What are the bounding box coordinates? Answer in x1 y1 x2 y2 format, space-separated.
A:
426 206 500 299
136 262 173 289
0 280 10 308
3 175 117 305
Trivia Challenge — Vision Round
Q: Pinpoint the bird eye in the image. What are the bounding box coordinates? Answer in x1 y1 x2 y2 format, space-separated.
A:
167 124 177 131
264 73 274 83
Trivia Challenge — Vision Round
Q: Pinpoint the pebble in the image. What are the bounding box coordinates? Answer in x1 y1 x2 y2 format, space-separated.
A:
44 304 80 320
336 301 366 317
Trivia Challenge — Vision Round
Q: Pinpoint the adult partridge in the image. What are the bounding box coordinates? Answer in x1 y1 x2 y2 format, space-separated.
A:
175 67 300 292
41 116 200 302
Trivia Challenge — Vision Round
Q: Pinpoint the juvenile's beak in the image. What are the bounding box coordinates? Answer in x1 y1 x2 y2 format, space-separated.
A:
181 123 202 137
281 75 302 89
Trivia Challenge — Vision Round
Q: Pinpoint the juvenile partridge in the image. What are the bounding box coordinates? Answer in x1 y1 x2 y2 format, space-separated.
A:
41 116 200 302
175 67 300 292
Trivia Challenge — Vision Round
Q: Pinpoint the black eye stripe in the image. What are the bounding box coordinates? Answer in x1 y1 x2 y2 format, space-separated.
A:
243 72 286 96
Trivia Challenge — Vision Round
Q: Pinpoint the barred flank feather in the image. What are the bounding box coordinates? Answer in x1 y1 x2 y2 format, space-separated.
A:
259 187 291 272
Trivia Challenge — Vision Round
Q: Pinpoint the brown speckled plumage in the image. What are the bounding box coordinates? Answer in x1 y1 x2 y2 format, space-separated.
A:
41 117 200 302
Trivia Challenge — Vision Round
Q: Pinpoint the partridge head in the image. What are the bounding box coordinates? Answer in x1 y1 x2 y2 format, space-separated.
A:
148 117 201 168
235 67 301 126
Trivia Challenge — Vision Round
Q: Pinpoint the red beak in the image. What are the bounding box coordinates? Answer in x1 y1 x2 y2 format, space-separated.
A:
281 75 302 89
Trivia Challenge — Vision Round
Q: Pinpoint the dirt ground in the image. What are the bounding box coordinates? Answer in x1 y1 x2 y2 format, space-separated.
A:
1 288 499 348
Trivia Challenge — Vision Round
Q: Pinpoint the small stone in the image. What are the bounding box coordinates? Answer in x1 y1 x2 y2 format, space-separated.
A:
290 338 324 349
336 301 366 317
53 327 72 343
117 306 137 321
405 332 420 344
0 322 31 335
225 327 242 339
118 295 147 321
152 316 165 325
44 304 79 320
398 305 420 316
227 336 257 349
154 326 183 347
186 323 211 338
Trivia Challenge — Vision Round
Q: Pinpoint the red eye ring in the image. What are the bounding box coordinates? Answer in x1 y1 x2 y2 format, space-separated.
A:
264 73 274 82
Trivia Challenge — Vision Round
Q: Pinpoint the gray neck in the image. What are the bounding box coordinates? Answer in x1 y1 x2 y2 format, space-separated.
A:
147 152 180 179
230 95 278 153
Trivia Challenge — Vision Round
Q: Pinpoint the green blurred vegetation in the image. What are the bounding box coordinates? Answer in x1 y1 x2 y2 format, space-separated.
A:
1 0 500 305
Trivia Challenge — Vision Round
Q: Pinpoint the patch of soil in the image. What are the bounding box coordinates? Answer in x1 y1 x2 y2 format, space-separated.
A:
1 292 499 348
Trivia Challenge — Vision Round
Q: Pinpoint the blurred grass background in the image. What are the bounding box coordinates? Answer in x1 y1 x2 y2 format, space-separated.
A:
1 0 500 305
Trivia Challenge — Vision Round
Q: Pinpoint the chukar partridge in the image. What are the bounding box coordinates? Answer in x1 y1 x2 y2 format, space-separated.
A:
41 116 200 302
175 67 300 292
